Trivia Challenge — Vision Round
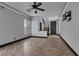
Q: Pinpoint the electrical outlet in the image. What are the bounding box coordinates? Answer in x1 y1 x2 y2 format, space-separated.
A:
14 37 16 40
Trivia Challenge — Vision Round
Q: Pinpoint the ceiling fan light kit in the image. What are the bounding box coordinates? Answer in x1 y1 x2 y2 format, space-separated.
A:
27 2 45 14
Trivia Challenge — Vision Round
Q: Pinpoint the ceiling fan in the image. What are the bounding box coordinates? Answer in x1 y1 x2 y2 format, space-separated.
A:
27 2 45 14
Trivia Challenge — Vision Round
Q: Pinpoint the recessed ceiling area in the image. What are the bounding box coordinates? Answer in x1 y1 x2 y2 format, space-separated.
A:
4 2 66 27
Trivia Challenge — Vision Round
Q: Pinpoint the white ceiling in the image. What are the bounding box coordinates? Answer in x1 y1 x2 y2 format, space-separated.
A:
4 2 66 18
3 2 66 27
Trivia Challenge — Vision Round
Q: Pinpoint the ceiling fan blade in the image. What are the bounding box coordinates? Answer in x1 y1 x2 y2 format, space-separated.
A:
27 8 33 12
37 2 42 7
36 8 45 11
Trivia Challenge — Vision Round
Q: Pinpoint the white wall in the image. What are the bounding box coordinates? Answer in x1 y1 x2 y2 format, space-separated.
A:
31 16 47 37
0 7 31 45
59 2 79 55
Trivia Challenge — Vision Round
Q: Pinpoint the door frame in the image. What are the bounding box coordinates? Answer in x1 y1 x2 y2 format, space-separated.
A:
50 21 56 34
48 20 59 35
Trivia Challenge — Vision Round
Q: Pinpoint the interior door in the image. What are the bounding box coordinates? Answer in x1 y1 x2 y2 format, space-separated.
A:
51 21 56 34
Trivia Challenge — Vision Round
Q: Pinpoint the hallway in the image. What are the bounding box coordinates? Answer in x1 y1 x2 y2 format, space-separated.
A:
0 35 75 56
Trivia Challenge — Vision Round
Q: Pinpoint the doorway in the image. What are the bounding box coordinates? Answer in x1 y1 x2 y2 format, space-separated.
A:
50 21 56 34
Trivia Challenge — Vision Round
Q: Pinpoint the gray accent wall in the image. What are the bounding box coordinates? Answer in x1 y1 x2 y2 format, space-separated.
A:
0 6 31 45
59 2 79 55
